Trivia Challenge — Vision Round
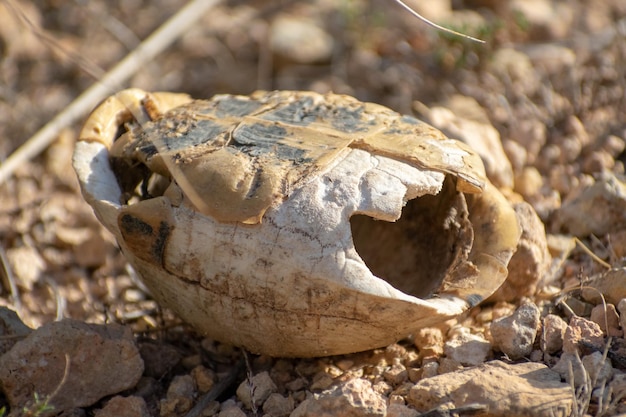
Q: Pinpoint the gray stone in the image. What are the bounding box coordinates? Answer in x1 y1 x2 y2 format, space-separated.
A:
553 174 626 237
589 303 622 337
491 303 540 359
218 407 246 417
408 361 572 417
563 316 605 354
443 331 491 366
0 320 143 416
582 351 613 387
270 15 333 64
263 393 294 417
490 203 550 302
95 396 149 417
0 307 32 356
160 375 195 417
552 352 586 386
541 314 567 354
236 371 277 410
290 378 386 417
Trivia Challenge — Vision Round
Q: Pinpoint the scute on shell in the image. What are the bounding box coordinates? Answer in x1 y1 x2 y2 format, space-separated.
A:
73 88 520 357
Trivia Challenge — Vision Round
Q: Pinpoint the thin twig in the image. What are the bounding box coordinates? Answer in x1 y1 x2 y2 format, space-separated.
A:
0 244 22 315
46 354 72 406
184 357 245 417
392 0 485 43
574 237 612 270
44 277 66 322
0 0 224 184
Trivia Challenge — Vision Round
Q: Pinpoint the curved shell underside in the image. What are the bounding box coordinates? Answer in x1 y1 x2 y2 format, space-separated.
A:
74 89 521 357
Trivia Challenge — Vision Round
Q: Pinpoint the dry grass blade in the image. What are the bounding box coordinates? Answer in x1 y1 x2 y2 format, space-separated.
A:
575 237 612 270
0 0 223 184
392 0 485 43
0 244 21 315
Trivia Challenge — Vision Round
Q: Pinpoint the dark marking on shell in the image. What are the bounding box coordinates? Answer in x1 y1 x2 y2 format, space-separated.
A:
135 117 229 161
232 123 310 163
330 106 368 133
120 213 154 236
260 96 319 125
233 122 288 146
214 96 263 118
118 212 172 267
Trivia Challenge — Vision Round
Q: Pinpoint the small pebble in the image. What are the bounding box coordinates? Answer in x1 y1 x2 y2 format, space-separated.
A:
491 303 540 359
191 365 216 393
437 358 463 374
0 307 32 355
582 269 626 305
514 166 543 198
558 136 582 163
140 342 182 379
553 174 626 236
310 373 335 391
372 380 393 396
236 371 277 410
292 390 308 403
529 349 544 362
603 135 626 157
502 139 527 172
217 407 246 417
562 297 593 318
95 396 150 417
270 15 333 63
335 359 354 371
552 352 586 386
383 363 408 386
181 354 202 370
582 150 615 174
391 382 413 398
420 361 439 379
582 351 613 386
563 316 605 354
285 377 308 392
160 375 195 417
262 393 294 417
444 332 492 366
490 203 550 302
291 378 387 417
541 314 567 354
589 303 622 337
407 368 421 383
386 402 419 417
414 327 444 360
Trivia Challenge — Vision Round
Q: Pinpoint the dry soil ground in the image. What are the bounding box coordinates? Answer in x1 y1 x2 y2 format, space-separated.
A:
1 1 626 416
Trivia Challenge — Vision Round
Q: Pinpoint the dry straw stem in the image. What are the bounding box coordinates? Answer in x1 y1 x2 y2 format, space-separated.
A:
392 0 485 43
0 0 223 184
0 245 21 315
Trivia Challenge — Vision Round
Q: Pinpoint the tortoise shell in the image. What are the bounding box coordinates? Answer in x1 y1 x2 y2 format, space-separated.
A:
74 89 520 357
106 90 486 224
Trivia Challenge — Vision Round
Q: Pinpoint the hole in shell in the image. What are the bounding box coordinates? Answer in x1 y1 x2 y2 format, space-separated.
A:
350 178 472 299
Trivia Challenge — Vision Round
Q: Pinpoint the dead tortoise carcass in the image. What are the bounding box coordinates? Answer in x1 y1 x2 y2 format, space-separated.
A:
73 88 521 357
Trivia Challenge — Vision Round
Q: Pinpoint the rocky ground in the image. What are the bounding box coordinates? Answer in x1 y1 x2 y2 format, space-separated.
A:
1 0 626 416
